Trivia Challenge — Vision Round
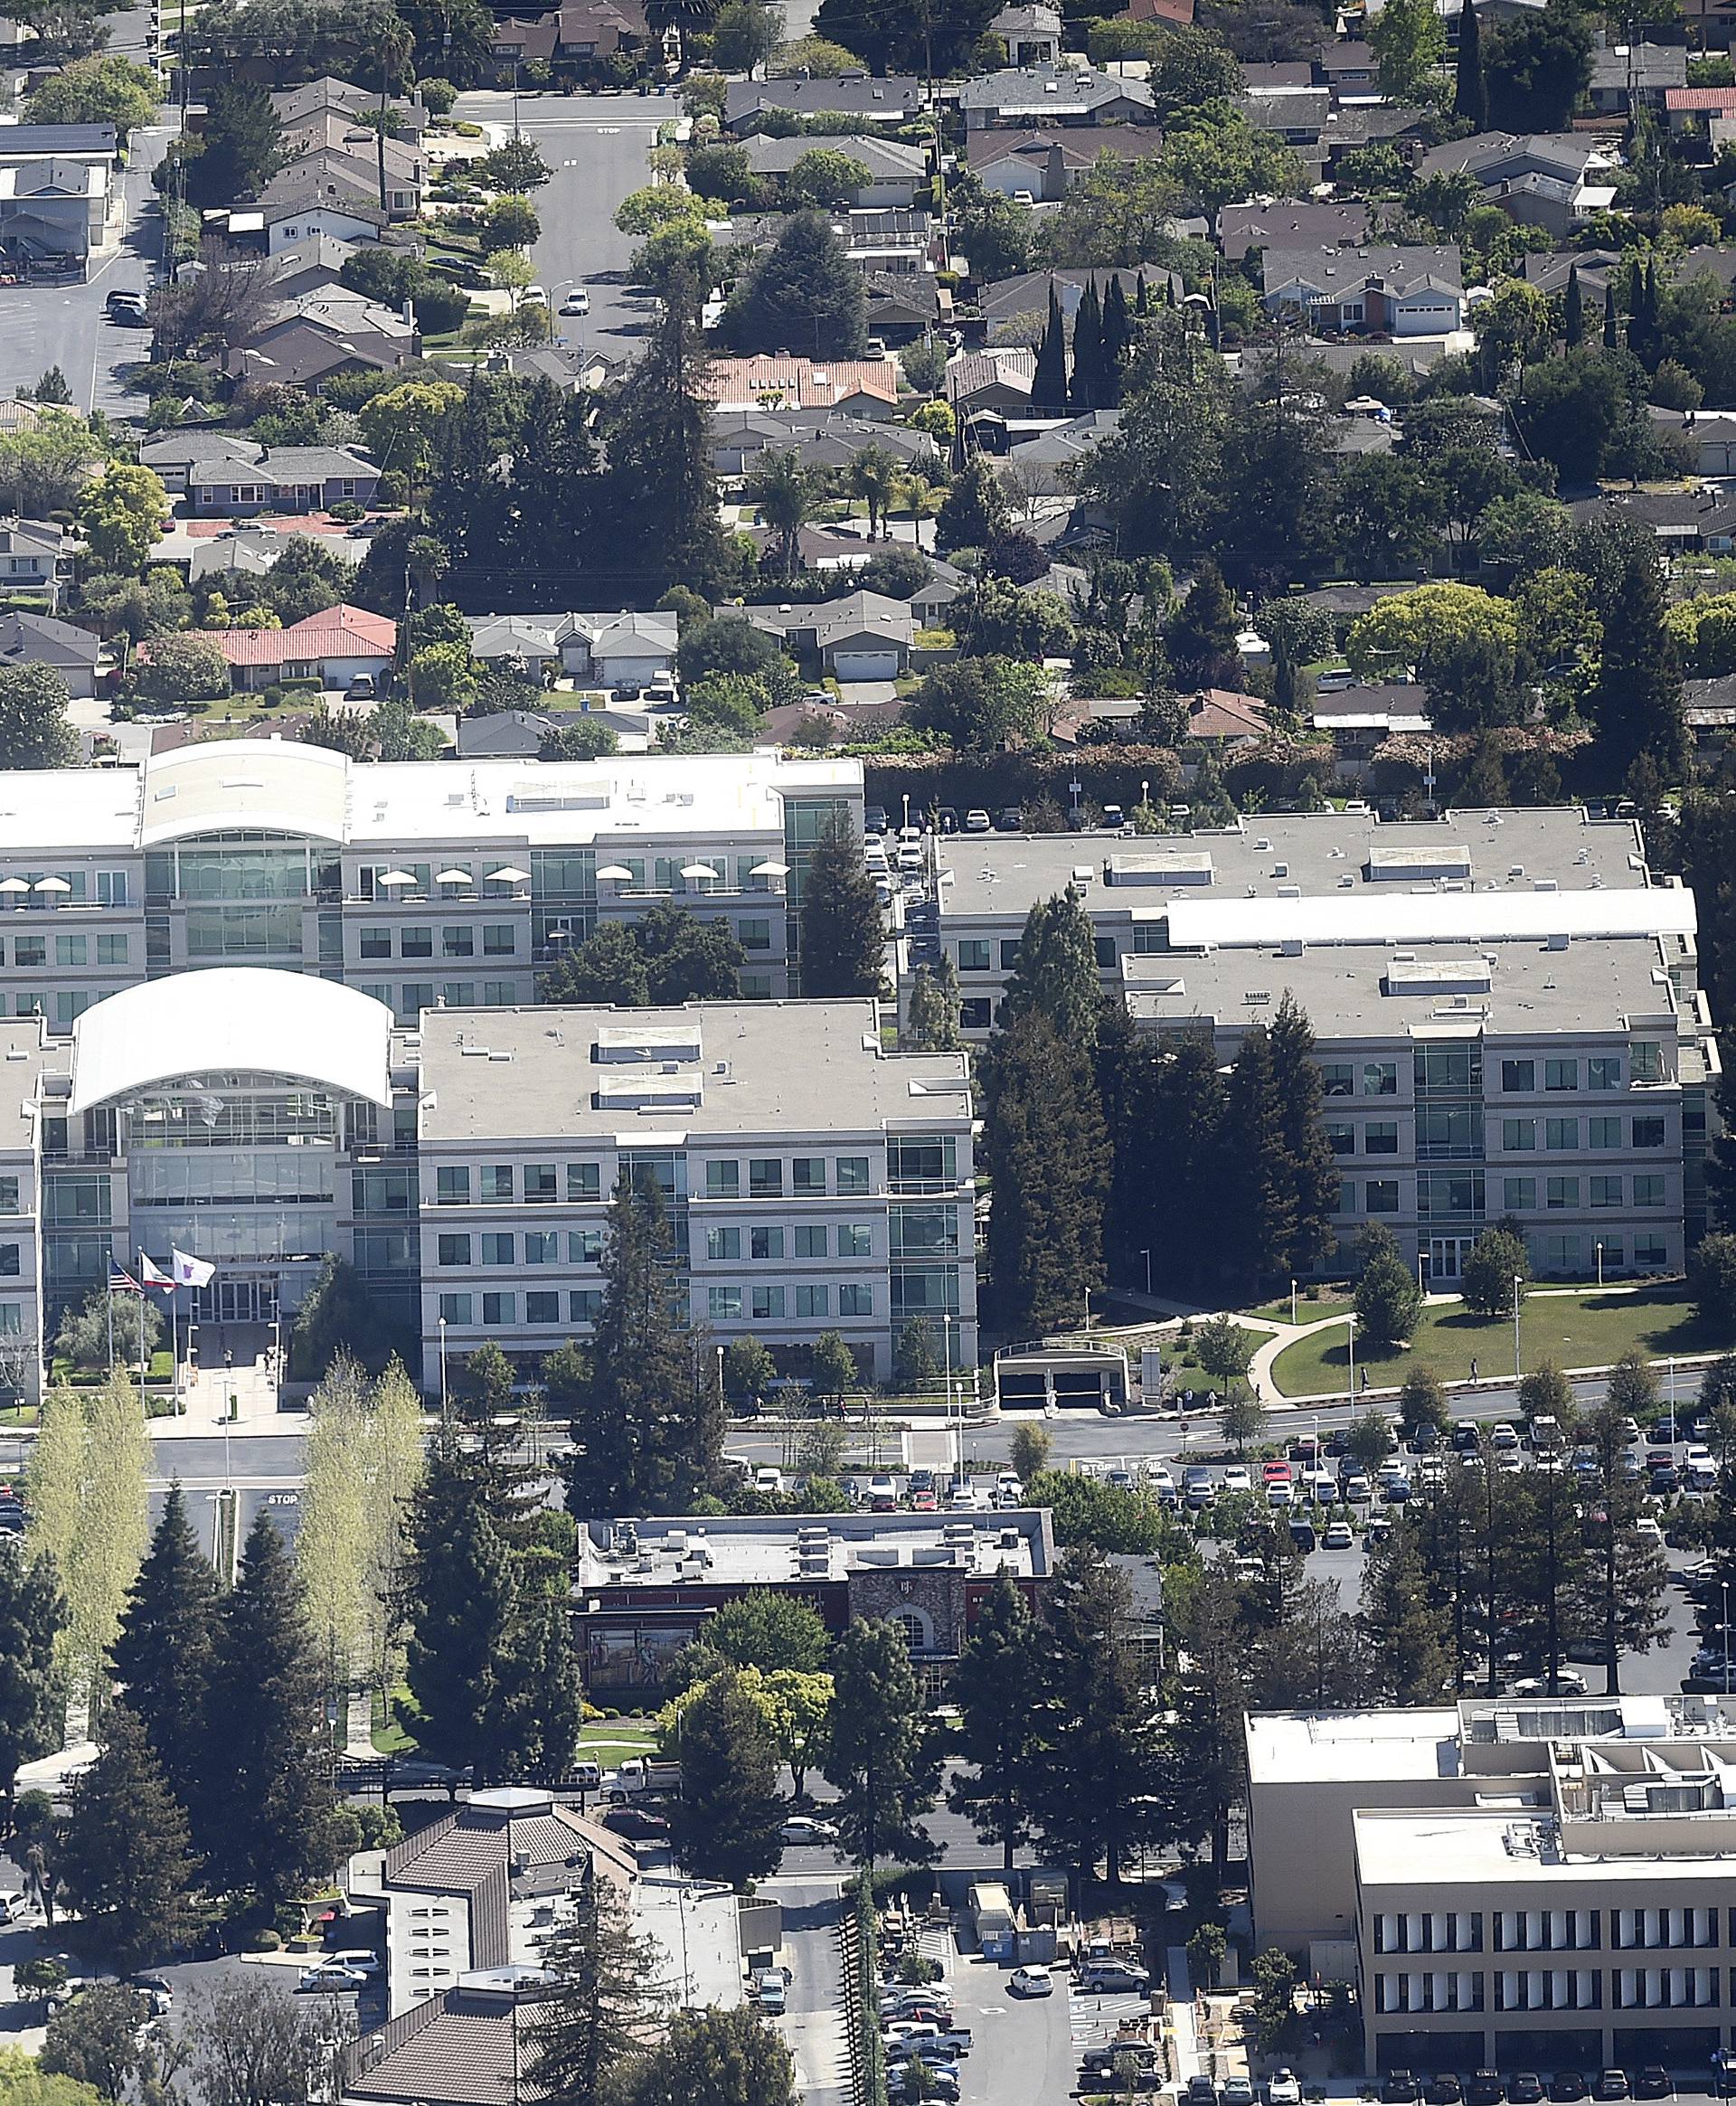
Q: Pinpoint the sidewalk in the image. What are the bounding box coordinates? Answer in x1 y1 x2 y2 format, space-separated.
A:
153 1339 298 1440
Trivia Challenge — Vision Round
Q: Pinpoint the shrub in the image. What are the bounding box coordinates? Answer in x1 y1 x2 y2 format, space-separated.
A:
1689 1232 1736 1329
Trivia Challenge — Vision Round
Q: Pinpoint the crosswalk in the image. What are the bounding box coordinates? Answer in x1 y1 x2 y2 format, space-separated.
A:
1070 1989 1152 2049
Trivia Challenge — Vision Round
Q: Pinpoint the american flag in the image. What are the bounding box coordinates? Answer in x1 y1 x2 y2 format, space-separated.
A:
108 1263 144 1295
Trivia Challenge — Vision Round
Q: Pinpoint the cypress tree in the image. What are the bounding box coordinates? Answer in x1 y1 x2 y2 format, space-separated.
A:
948 1571 1044 1872
798 810 885 997
1032 282 1068 410
1603 277 1618 350
1135 269 1150 316
57 1704 197 1970
204 1516 335 1908
997 885 1104 1047
668 1666 787 1887
1099 274 1130 406
1594 536 1687 781
1454 0 1486 127
1071 279 1104 411
403 1438 517 1774
1222 1025 1297 1294
1267 993 1342 1276
489 1587 584 1785
108 1482 217 1850
1563 265 1583 348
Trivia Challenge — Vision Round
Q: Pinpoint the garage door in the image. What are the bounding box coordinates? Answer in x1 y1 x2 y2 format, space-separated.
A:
834 649 899 682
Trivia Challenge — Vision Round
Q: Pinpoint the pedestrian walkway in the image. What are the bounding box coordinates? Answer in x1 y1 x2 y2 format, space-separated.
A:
344 1690 375 1759
153 1323 296 1441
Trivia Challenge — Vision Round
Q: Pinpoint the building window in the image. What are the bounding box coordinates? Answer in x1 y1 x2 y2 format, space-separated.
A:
482 1292 514 1327
792 1157 826 1195
709 1287 742 1320
361 927 392 959
706 1160 740 1199
97 934 127 966
839 1223 872 1258
1590 1056 1622 1090
1321 1063 1353 1096
750 1226 785 1260
894 1608 933 1652
1590 1176 1622 1208
750 1285 785 1319
958 940 991 971
442 928 475 957
569 1289 602 1322
13 937 42 968
707 1227 741 1261
524 1290 559 1324
837 1157 870 1195
524 1164 556 1202
839 1283 873 1316
1599 1238 1625 1269
1093 936 1118 968
1590 1116 1619 1148
1634 1174 1665 1207
54 935 85 967
524 1231 558 1264
0 1178 16 1213
739 918 771 952
1504 1119 1535 1151
401 983 434 1018
1546 1118 1579 1151
1365 1181 1399 1214
438 1292 471 1323
750 1158 782 1198
441 983 474 1010
482 1232 514 1264
1365 1122 1399 1154
960 998 992 1030
484 925 515 955
1502 1060 1534 1091
482 1166 513 1200
795 1224 826 1258
1336 1180 1355 1215
1546 1177 1579 1209
1637 1235 1667 1267
1363 1062 1397 1095
568 1230 601 1263
1633 1041 1665 1084
0 1243 19 1277
401 927 433 959
568 1162 601 1202
796 1284 828 1317
484 979 515 1006
436 1166 470 1205
1633 1116 1666 1148
437 1233 471 1266
1326 1123 1354 1157
1545 1058 1579 1091
1504 1178 1536 1211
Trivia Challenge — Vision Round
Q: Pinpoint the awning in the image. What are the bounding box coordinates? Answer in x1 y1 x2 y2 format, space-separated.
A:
33 875 70 892
434 868 473 885
377 869 418 887
680 863 720 880
595 864 635 882
750 861 790 877
486 865 531 883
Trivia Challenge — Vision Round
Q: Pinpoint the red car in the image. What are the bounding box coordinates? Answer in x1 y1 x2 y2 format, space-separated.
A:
1261 1460 1292 1483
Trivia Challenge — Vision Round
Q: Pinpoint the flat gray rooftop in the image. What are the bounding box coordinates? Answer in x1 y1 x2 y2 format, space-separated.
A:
418 1000 972 1144
574 1508 1053 1584
936 807 1650 926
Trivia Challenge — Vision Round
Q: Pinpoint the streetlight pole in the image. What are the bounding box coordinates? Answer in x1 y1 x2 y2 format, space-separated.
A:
1289 1277 1297 1327
1142 1250 1153 1299
1512 1273 1524 1390
1725 1582 1731 1699
1347 1314 1356 1410
1597 1240 1604 1289
439 1315 448 1417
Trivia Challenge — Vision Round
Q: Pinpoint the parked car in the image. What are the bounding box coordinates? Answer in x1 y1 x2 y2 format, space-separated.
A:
1382 2076 1421 2105
1268 2073 1303 2106
1079 1960 1149 1992
995 807 1022 831
755 1969 787 2016
1549 2077 1588 2103
1009 1965 1053 1997
1324 1519 1354 1550
0 1891 29 1923
779 1815 837 1845
1426 2081 1464 2106
754 1466 783 1495
1510 2078 1545 2105
297 1961 367 1993
559 288 590 315
1222 2081 1255 2106
1632 2074 1673 2101
1591 2076 1630 2102
1468 2075 1507 2106
599 1806 668 1841
963 808 991 832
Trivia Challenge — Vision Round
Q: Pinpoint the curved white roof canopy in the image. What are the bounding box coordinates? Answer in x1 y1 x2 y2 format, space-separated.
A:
137 738 351 847
70 969 395 1115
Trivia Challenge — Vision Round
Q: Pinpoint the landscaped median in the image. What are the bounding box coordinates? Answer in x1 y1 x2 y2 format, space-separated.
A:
1269 1283 1733 1399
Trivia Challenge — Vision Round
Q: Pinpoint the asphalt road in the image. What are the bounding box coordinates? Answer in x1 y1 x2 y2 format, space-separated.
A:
768 1874 851 2106
450 90 668 357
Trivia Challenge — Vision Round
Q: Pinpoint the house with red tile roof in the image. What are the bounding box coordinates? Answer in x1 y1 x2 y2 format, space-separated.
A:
695 354 901 414
139 604 396 693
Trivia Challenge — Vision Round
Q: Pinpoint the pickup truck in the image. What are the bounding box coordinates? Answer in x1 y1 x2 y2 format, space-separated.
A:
603 1757 682 1802
883 2025 972 2060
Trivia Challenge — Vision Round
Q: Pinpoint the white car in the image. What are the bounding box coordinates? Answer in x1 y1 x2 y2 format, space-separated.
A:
1146 1464 1175 1497
297 1962 367 1993
1264 1481 1294 1509
1509 1671 1589 1698
780 1815 838 1845
0 1891 29 1922
1636 1516 1665 1544
1324 1519 1354 1550
559 288 590 315
754 1466 784 1495
1268 2072 1303 2106
1222 1465 1251 1494
1489 1421 1521 1452
522 283 548 305
326 1950 382 1976
1009 1964 1053 1997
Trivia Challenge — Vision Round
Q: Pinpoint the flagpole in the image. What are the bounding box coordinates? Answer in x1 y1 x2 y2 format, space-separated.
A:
106 1280 113 1374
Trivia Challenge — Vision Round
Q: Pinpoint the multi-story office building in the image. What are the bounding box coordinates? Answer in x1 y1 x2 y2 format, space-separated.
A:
929 808 1717 1286
0 974 974 1402
0 741 863 1028
1248 1696 1736 2077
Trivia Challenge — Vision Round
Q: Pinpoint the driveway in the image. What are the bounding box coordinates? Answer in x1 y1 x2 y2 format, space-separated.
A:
946 1950 1082 2106
762 1874 851 2106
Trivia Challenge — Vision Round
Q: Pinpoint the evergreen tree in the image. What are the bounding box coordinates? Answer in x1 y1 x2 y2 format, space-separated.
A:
0 1543 65 1827
798 810 884 998
669 1666 787 1887
980 1012 1110 1334
1071 279 1104 411
566 1168 721 1516
56 1704 196 1970
504 373 597 585
1593 534 1687 782
1032 282 1068 411
727 211 866 359
1360 1522 1452 1703
203 1516 335 1908
822 1619 938 1870
449 1343 543 1541
427 373 512 580
529 1882 666 2103
108 1482 217 1850
1563 265 1583 349
615 2006 798 2106
1030 1548 1160 1884
1166 559 1239 689
1100 275 1130 406
1582 1398 1671 1693
1454 0 1485 127
1461 1223 1530 1317
402 1440 517 1774
997 886 1104 1046
903 958 962 1051
1267 993 1340 1274
1354 1224 1424 1350
490 1587 584 1784
1152 1555 1246 1877
948 1572 1043 1872
1603 278 1618 351
1222 1026 1297 1294
602 271 738 599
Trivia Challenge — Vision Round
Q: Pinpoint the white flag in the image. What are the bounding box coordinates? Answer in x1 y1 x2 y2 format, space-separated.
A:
171 1248 215 1289
138 1252 176 1293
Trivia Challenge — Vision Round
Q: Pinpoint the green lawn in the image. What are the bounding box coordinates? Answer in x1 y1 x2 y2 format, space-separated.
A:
50 1349 174 1386
373 1686 420 1755
1244 1293 1355 1327
580 1716 658 1764
1270 1285 1731 1398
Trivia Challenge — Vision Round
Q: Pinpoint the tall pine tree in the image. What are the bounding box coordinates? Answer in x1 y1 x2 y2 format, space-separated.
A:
823 1620 938 1870
1454 0 1486 127
57 1703 197 1970
798 811 885 998
997 885 1104 1047
1594 533 1686 782
1563 264 1583 348
1033 282 1068 410
403 1438 518 1774
1071 279 1104 411
668 1666 787 1887
108 1482 217 1852
203 1516 335 1909
1268 993 1342 1276
1603 278 1618 350
948 1572 1043 1872
1222 1025 1297 1294
1099 274 1130 407
0 1542 65 1827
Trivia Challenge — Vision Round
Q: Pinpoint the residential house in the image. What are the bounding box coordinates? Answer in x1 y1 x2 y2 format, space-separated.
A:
465 616 562 673
1317 39 1378 86
261 146 419 223
0 609 100 698
745 590 915 680
722 75 924 131
490 14 559 67
910 559 967 629
948 345 1036 418
1116 0 1194 23
1310 682 1433 777
837 205 939 277
558 610 679 687
494 342 623 392
1669 244 1736 300
550 0 653 71
741 131 929 207
966 123 1157 201
229 320 413 388
708 409 936 478
1651 404 1736 475
1565 487 1736 553
1588 41 1684 114
1685 675 1736 770
0 158 108 264
863 272 942 341
696 355 900 414
168 440 382 518
1665 80 1736 132
1002 407 1120 490
181 524 352 587
0 124 118 175
275 113 425 216
269 78 427 137
989 2 1064 63
0 519 68 609
260 231 359 300
455 706 562 757
1412 131 1617 234
1235 86 1331 146
1218 197 1370 258
254 190 390 253
976 262 1158 337
1316 99 1432 170
1519 245 1623 298
254 287 414 349
138 603 395 693
958 64 1156 131
1184 686 1271 749
1261 244 1465 335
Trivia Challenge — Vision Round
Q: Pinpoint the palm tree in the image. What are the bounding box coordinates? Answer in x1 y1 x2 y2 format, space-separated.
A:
848 441 899 541
748 446 823 581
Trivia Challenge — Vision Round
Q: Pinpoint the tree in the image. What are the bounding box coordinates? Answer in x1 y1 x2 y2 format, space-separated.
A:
109 1481 216 1843
812 0 995 73
708 1590 831 1675
1690 1234 1736 1328
934 458 1009 556
1032 283 1068 410
1454 0 1486 124
132 631 231 710
54 1287 164 1375
1593 532 1686 782
1154 1555 1246 1876
998 887 1102 1047
783 146 870 209
56 1704 196 1969
530 1883 667 2104
726 211 865 359
203 1515 335 1907
567 1168 721 1516
1028 1548 1160 1884
723 1336 777 1410
948 1571 1043 1872
188 82 285 203
1198 1313 1257 1400
0 1544 65 1827
1564 265 1584 350
25 52 158 137
846 441 899 542
1010 1423 1052 1484
1221 1027 1297 1293
980 1013 1109 1336
41 1988 147 2103
799 810 884 998
1347 581 1516 679
402 1437 516 1771
1268 995 1340 1277
13 1963 72 2018
669 1665 786 1886
1221 1388 1267 1456
0 662 75 769
1355 1230 1423 1351
1399 1365 1450 1442
747 447 824 583
479 193 540 256
76 462 167 574
823 1618 938 1869
1368 0 1445 101
1484 0 1592 130
614 2006 798 2106
907 655 1049 750
812 1331 857 1402
1166 558 1239 687
904 959 961 1052
1345 1407 1395 1475
179 1974 353 2106
1360 1521 1452 1702
1461 1225 1531 1319
712 0 780 68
